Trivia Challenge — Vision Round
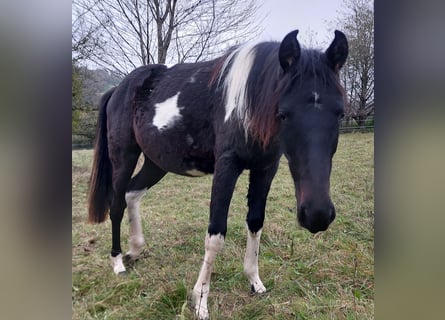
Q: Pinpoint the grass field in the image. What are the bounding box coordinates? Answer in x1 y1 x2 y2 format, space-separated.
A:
72 132 374 319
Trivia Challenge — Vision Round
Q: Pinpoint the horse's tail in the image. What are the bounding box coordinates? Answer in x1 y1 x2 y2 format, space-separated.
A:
87 87 115 224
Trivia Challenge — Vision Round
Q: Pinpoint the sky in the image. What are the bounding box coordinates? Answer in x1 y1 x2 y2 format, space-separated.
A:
257 0 346 48
74 0 352 69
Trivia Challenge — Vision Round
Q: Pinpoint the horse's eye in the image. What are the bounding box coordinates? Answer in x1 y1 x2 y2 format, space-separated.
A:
277 112 287 121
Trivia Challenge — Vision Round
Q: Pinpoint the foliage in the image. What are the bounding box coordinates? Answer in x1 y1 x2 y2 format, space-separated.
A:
72 64 122 146
72 109 99 147
72 64 84 134
72 64 84 110
72 132 374 319
78 67 122 108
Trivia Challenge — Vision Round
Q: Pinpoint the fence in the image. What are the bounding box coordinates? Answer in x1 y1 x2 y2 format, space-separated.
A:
72 133 94 150
72 116 374 150
339 116 374 133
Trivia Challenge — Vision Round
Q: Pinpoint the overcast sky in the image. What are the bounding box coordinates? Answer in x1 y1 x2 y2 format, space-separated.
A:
257 0 346 48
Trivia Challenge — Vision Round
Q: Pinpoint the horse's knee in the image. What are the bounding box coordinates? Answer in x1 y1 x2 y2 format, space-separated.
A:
246 214 264 233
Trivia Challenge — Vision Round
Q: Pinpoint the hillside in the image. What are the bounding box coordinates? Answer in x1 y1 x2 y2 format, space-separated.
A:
78 67 122 109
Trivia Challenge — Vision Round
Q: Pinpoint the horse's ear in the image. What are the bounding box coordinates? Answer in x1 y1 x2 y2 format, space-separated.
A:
325 30 348 72
279 30 301 71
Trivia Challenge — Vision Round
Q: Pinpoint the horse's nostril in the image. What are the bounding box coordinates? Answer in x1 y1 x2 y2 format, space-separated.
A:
299 205 307 224
330 207 336 222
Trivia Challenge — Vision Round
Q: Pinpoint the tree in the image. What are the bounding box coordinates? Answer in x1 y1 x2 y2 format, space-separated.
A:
72 2 102 145
72 64 98 146
336 0 374 126
72 1 105 64
72 64 83 134
72 0 263 77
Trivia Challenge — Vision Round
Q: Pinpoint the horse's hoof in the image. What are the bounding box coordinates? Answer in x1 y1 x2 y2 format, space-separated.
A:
123 254 137 265
118 270 127 276
111 254 126 274
195 308 209 320
250 283 267 295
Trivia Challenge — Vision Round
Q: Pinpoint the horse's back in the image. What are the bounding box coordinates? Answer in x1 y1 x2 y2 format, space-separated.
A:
107 64 167 122
105 64 168 157
133 62 218 176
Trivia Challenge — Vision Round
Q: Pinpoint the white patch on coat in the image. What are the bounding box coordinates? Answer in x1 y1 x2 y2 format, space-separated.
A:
218 43 257 133
152 92 182 130
125 189 147 258
192 233 225 319
312 91 322 109
186 133 194 146
186 169 207 177
244 228 266 293
111 254 126 274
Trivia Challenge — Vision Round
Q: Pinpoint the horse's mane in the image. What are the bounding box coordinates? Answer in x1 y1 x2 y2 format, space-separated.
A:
210 42 344 148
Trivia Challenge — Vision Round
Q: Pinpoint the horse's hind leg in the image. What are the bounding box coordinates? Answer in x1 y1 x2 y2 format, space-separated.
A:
124 155 166 262
109 149 141 275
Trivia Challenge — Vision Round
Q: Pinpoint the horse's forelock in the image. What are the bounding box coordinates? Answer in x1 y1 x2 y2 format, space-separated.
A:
210 43 345 149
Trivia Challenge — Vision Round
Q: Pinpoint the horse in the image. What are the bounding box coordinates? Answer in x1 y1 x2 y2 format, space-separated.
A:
87 29 348 319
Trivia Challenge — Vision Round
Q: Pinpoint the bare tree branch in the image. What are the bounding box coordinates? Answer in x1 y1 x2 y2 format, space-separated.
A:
335 0 374 125
72 0 264 75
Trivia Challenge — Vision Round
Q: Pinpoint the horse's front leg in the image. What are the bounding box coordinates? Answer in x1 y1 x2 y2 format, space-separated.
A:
244 162 279 294
192 154 243 320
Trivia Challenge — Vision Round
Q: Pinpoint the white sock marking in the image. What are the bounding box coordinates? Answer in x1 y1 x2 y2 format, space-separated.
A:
111 254 126 274
152 92 182 130
219 43 257 135
125 189 147 258
193 233 225 319
244 227 266 293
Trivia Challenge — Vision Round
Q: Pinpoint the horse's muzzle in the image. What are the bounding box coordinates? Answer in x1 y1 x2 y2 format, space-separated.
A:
297 202 336 233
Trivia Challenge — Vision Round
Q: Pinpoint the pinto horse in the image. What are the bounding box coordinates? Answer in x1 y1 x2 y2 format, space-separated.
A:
88 30 348 319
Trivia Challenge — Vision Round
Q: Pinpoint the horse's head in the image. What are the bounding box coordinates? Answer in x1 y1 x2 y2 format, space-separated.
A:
277 30 348 233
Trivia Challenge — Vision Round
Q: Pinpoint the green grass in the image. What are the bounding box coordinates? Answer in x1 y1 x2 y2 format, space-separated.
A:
72 132 374 319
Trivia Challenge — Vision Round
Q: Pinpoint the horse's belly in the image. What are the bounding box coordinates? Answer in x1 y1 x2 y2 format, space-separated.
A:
133 90 216 176
137 126 215 177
